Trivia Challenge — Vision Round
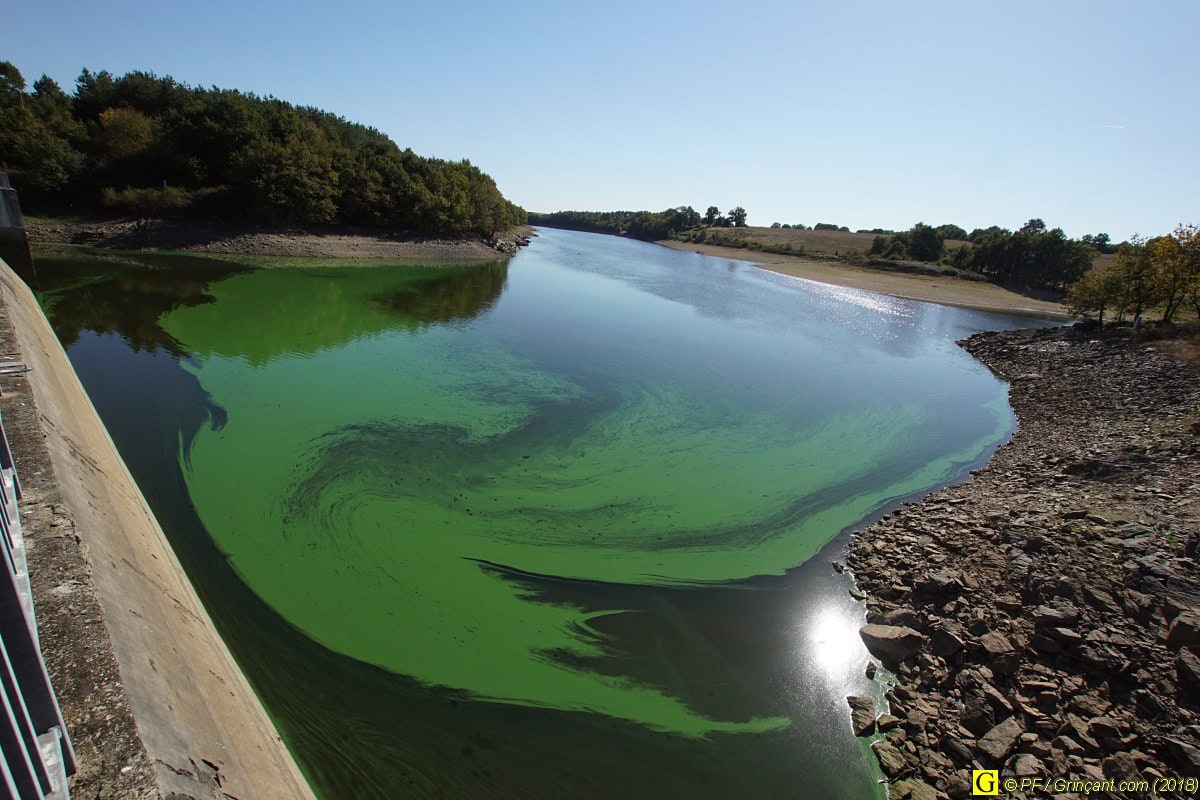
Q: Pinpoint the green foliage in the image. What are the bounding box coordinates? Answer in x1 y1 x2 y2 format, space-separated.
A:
0 60 524 235
528 206 705 241
1066 225 1200 325
813 223 841 231
934 223 967 241
101 185 193 217
727 206 747 227
1066 262 1123 325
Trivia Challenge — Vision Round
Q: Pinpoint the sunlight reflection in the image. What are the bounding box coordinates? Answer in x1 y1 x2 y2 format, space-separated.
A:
809 604 864 676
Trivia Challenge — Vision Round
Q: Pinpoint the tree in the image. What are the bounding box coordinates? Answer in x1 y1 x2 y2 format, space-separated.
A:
1020 218 1046 234
727 206 747 227
1112 237 1161 322
1152 224 1200 322
1067 263 1122 326
906 222 945 262
1082 233 1114 254
935 223 967 241
704 206 721 226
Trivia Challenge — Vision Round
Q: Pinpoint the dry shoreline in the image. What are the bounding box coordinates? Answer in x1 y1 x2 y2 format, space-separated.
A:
844 324 1200 798
26 216 530 262
656 238 1069 319
0 258 317 799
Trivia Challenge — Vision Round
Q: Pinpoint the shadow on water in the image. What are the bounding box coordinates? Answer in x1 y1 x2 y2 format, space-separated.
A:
35 250 885 799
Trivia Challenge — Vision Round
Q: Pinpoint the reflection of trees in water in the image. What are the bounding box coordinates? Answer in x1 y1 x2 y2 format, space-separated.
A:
373 260 508 325
35 251 247 354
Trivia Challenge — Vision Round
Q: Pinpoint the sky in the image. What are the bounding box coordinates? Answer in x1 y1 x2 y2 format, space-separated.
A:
5 0 1197 240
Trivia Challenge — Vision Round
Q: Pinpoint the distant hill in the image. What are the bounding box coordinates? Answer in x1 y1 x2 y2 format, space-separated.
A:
0 61 524 236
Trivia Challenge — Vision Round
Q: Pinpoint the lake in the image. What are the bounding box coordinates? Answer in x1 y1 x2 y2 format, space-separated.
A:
36 228 1042 799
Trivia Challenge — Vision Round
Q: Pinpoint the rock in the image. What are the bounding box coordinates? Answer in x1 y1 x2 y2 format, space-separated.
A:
890 777 937 800
847 695 876 736
1033 603 1080 626
860 624 927 665
1161 736 1200 772
978 631 1021 676
871 739 908 778
929 625 964 657
1167 612 1200 651
877 714 901 731
960 693 995 737
1102 751 1142 783
1176 647 1200 693
865 661 878 679
944 773 971 800
1013 753 1043 776
1087 717 1124 752
976 716 1024 761
979 631 1014 656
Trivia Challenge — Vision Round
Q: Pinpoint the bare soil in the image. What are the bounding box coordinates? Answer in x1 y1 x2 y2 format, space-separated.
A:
26 216 528 262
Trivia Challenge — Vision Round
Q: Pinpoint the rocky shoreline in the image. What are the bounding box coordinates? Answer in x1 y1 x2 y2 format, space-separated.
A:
845 324 1200 799
26 216 530 261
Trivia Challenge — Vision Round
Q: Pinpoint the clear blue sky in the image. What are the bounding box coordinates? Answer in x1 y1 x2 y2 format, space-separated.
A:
6 0 1197 239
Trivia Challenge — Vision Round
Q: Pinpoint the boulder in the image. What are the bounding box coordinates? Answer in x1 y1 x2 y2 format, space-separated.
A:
930 625 965 657
870 739 908 778
1167 612 1200 652
859 624 927 665
1176 647 1200 693
976 716 1024 761
847 695 876 736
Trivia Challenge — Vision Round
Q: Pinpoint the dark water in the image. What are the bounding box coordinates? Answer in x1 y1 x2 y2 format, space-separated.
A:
36 231 1044 798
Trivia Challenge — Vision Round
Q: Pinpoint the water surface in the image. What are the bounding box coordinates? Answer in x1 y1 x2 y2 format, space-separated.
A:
36 230 1043 798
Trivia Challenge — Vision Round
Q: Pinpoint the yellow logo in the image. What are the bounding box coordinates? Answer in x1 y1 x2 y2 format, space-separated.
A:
972 770 999 795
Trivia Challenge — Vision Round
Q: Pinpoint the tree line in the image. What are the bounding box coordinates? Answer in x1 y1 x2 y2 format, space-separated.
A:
868 219 1100 290
528 205 747 241
0 61 525 235
1067 225 1200 325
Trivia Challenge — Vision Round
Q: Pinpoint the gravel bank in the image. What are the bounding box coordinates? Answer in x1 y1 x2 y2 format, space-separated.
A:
845 324 1200 799
26 217 529 261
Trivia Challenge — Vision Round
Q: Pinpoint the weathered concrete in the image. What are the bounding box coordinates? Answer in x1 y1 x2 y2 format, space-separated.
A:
0 257 316 800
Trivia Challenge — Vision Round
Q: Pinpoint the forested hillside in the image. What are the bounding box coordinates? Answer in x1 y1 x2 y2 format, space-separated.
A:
0 62 525 235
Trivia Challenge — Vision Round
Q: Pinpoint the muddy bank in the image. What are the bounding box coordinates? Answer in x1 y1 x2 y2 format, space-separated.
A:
26 216 530 261
843 323 1200 799
0 258 316 799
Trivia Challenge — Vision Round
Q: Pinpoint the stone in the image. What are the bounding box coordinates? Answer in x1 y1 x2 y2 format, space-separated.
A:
860 624 927 665
1086 717 1123 752
1161 736 1200 772
890 777 937 800
1013 753 1043 776
1176 647 1200 693
877 714 901 731
1102 751 1142 783
865 661 878 679
871 739 908 778
1034 603 1080 626
847 695 876 736
979 631 1014 656
930 625 965 657
1167 612 1200 652
976 716 1024 761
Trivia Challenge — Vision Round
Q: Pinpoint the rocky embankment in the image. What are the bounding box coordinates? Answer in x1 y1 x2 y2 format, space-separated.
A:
845 324 1200 800
26 217 530 261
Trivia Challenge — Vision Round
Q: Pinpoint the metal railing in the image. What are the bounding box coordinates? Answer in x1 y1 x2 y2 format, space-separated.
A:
0 408 74 799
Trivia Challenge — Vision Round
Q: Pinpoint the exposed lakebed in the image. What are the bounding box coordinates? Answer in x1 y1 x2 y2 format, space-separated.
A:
37 229 1044 798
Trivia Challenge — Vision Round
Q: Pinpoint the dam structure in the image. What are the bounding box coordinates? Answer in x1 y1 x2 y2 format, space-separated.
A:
0 176 315 799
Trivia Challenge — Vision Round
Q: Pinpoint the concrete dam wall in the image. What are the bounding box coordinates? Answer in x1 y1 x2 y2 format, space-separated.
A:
0 256 316 800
